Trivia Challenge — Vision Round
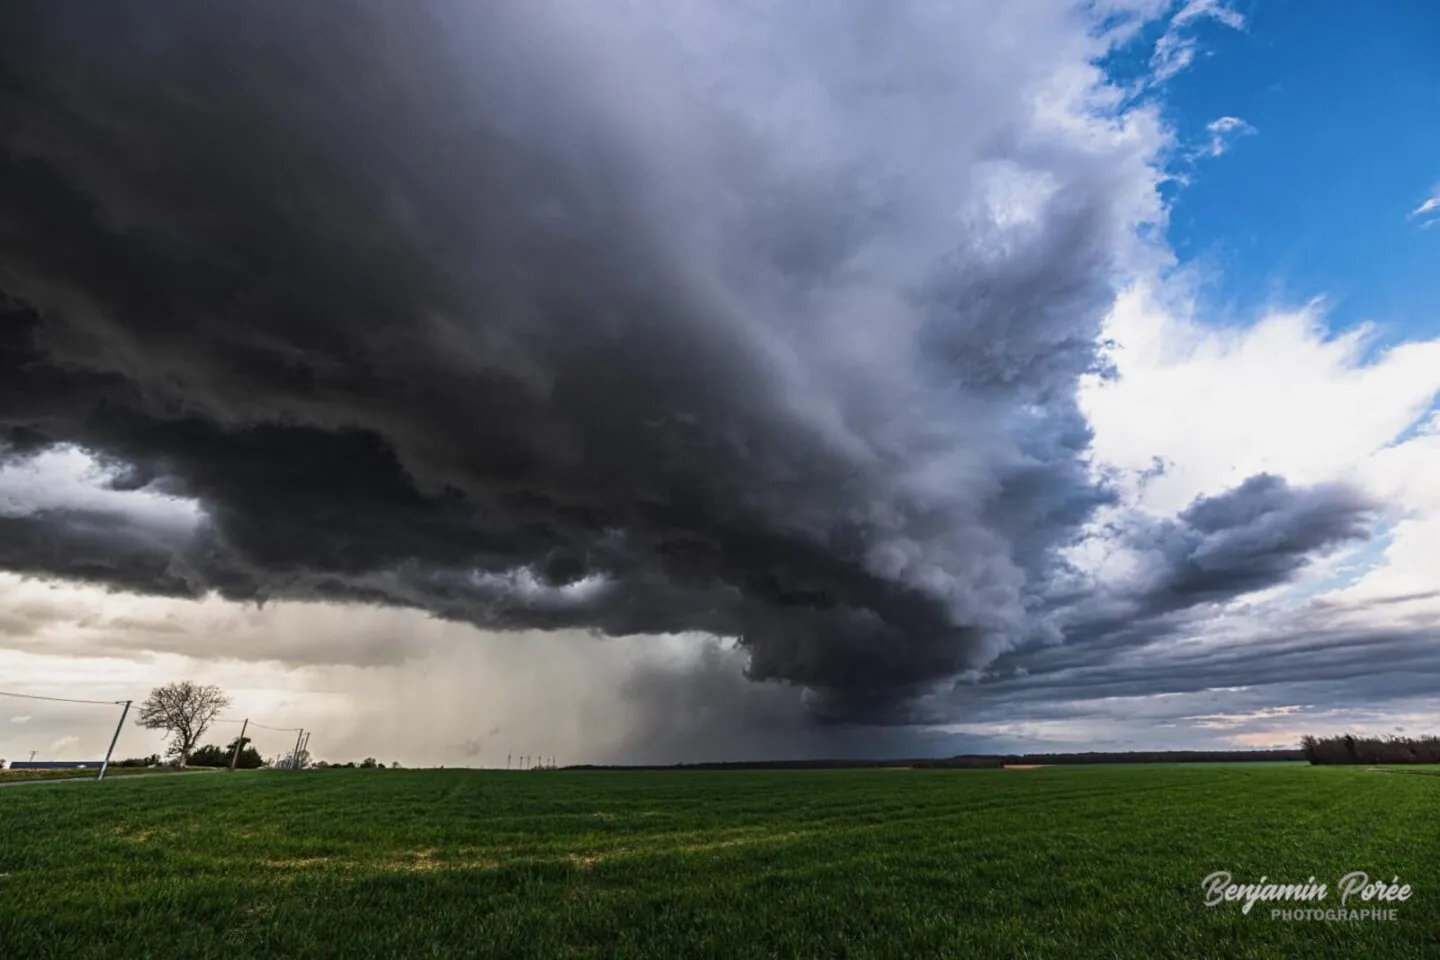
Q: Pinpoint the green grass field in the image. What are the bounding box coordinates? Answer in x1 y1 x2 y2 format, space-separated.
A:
1 764 1435 958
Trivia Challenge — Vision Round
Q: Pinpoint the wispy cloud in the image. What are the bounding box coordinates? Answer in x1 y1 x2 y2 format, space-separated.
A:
1151 0 1246 83
10 715 32 724
1171 0 1246 30
1409 185 1440 226
1201 116 1256 157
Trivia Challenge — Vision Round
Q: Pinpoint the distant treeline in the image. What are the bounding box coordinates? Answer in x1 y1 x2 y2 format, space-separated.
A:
563 749 1304 772
561 758 999 771
1301 735 1440 765
1000 749 1304 765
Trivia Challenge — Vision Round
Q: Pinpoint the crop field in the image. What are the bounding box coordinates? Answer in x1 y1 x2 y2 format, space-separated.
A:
0 767 201 784
1 764 1435 958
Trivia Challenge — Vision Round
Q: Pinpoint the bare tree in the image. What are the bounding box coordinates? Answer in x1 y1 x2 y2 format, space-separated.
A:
135 681 231 767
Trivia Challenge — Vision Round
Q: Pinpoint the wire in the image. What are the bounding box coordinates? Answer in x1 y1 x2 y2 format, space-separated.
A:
213 718 302 732
0 692 299 733
0 690 126 706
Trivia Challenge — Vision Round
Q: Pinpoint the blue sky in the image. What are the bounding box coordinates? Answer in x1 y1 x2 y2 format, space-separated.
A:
1113 0 1440 344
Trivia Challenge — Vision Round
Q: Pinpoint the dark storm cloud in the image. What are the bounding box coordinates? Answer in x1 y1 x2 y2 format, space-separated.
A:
1154 474 1375 603
0 510 200 598
952 477 1423 720
0 1 1371 721
945 613 1440 750
1006 474 1378 672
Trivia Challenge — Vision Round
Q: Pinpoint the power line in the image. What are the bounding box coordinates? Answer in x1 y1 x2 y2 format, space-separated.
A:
213 718 301 732
0 689 125 706
0 692 300 727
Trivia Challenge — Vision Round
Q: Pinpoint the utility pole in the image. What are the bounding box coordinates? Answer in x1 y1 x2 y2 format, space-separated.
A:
228 718 249 771
506 753 511 770
289 729 305 771
97 699 132 782
299 732 310 767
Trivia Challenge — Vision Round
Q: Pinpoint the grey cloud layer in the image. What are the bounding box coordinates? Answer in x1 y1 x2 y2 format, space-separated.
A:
0 1 1373 722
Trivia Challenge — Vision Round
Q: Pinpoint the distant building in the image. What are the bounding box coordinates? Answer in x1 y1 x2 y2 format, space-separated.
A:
7 761 102 770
